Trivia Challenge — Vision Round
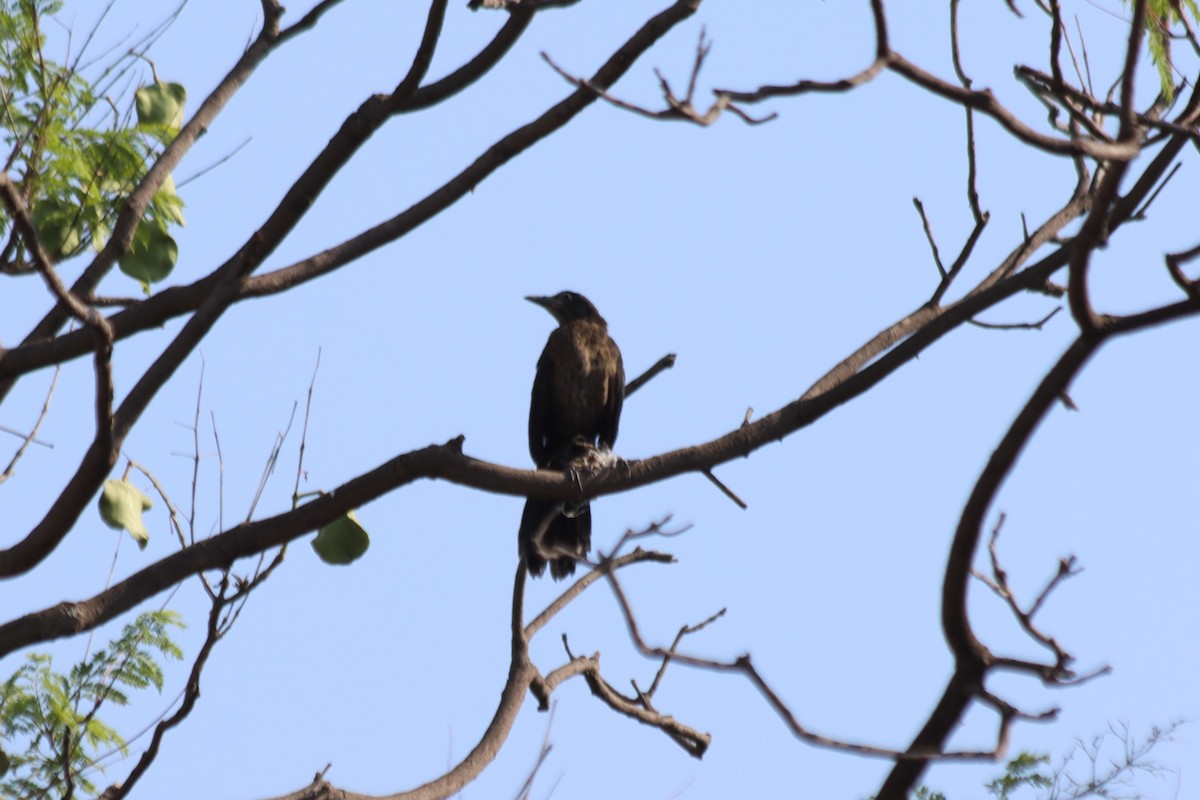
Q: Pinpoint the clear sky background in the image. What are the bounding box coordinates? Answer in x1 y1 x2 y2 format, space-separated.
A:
1 1 1197 799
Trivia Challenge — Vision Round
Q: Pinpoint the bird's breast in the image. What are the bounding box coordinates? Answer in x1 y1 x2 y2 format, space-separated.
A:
549 325 618 426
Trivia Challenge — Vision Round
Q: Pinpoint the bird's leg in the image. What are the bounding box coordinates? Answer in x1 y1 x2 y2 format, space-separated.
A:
561 437 599 509
561 463 587 518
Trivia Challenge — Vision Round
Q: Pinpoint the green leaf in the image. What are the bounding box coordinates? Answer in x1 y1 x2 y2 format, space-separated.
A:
119 222 178 293
1133 0 1200 102
311 510 370 565
98 478 153 549
987 751 1052 799
1146 22 1173 102
134 80 186 128
0 748 9 779
81 715 125 754
91 218 109 251
154 173 186 226
29 198 82 258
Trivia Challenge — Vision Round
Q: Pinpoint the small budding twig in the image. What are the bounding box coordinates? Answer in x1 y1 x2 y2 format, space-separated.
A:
541 28 776 128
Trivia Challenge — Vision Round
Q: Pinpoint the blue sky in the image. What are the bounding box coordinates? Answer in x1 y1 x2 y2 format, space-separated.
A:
1 1 1197 798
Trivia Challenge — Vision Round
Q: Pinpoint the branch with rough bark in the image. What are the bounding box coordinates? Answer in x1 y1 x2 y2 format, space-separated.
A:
268 539 687 800
2 17 1196 658
0 0 702 580
2 1 1199 798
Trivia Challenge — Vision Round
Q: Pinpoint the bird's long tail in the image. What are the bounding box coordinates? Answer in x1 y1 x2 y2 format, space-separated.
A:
518 498 592 580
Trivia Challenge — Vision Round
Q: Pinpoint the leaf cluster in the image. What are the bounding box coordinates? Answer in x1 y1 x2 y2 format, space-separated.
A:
1135 0 1200 101
986 752 1053 799
0 610 184 798
0 0 185 290
890 752 1055 800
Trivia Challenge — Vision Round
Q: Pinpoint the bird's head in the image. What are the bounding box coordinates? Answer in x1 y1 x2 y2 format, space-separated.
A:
525 291 605 325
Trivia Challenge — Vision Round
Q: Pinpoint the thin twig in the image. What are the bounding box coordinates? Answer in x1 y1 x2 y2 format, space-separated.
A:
913 198 946 278
602 565 1015 762
245 402 297 523
0 366 59 483
624 353 676 397
293 348 322 506
703 469 747 509
969 306 1062 331
1165 240 1200 299
542 48 775 127
128 459 187 549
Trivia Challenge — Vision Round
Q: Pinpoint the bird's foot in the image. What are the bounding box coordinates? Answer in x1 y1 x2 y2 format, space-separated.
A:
594 444 621 470
567 464 586 496
592 451 629 482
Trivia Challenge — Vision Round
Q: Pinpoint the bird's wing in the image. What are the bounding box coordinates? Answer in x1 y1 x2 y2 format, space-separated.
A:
600 341 625 450
529 345 555 465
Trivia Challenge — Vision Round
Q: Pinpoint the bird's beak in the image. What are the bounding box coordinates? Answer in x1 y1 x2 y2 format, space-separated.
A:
525 295 560 320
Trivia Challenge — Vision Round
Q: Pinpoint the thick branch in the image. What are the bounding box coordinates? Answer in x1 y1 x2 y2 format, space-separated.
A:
274 564 536 800
0 1 534 393
105 576 230 799
0 241 1128 656
879 334 1106 797
270 539 667 798
0 8 539 384
562 652 711 757
10 170 1187 654
0 4 318 403
0 0 700 579
0 0 450 578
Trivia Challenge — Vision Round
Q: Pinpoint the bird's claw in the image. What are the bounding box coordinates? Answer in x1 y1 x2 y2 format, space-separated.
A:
567 464 585 495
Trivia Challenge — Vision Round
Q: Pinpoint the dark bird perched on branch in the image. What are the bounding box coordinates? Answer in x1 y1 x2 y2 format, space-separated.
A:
519 291 625 579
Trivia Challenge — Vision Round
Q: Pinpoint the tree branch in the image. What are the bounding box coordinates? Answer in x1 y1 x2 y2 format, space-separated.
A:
0 0 700 579
0 1 329 405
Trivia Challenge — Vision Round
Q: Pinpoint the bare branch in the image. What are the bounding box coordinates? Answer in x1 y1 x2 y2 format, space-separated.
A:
127 459 188 550
541 48 774 127
623 352 676 397
969 306 1062 331
564 651 711 757
292 349 322 504
715 1 1161 162
1165 240 1200 299
102 574 231 800
1117 0 1150 137
1132 161 1183 220
511 703 557 800
602 566 1016 763
0 0 701 580
0 174 115 455
912 197 947 279
273 565 536 800
972 515 1084 680
714 0 890 101
643 608 727 698
0 366 58 483
1 0 323 386
702 468 747 509
525 547 674 641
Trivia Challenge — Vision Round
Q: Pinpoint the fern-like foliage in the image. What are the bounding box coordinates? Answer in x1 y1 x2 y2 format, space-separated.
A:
0 610 184 798
1134 0 1200 102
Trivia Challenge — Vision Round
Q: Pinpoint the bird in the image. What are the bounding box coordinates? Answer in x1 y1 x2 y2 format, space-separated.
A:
519 291 625 579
